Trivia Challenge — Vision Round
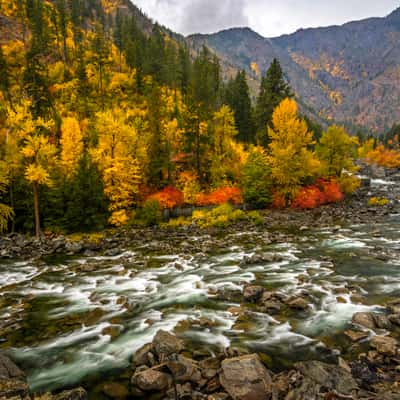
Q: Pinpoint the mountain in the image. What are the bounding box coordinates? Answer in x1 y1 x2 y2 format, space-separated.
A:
188 8 400 132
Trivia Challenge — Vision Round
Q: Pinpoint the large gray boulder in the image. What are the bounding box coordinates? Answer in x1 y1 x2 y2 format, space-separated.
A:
152 330 184 358
220 354 272 400
294 361 358 395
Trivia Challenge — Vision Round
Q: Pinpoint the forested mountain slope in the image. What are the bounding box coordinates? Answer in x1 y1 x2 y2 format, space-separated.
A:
189 8 400 132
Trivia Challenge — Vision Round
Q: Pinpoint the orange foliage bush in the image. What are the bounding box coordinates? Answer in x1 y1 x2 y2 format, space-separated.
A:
317 179 344 203
195 187 243 206
366 145 400 168
292 179 343 209
148 186 184 209
271 192 286 209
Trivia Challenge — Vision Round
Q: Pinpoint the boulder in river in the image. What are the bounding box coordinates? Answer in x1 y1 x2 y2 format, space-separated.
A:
352 312 376 330
219 354 272 400
132 368 173 392
166 354 202 383
152 330 184 358
52 388 87 400
243 285 264 303
0 353 28 399
370 335 398 356
294 360 358 396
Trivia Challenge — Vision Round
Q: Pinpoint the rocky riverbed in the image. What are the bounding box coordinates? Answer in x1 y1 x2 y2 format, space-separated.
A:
0 166 400 399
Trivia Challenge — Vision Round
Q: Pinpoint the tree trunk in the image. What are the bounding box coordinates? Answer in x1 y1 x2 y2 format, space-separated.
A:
32 183 41 239
10 182 15 233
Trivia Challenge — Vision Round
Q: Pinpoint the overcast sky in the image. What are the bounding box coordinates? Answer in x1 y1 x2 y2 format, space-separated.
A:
132 0 399 37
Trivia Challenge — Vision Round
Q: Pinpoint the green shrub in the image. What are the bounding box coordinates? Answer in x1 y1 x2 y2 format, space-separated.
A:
241 149 272 208
134 199 163 226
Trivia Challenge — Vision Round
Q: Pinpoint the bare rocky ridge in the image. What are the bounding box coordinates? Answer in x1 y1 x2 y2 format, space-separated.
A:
188 8 400 132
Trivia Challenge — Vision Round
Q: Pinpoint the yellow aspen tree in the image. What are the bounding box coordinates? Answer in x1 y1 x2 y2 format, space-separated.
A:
60 116 84 179
21 132 57 238
210 105 239 186
267 98 320 202
317 125 359 178
5 102 56 237
92 108 142 226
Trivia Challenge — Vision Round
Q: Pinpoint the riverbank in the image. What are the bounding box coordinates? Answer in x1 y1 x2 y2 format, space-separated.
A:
0 171 399 261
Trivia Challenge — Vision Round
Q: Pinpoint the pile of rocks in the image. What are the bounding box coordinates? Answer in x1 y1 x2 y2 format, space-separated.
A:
128 328 400 399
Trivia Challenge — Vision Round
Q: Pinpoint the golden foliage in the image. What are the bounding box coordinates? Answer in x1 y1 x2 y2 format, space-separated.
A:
268 98 319 201
60 117 84 179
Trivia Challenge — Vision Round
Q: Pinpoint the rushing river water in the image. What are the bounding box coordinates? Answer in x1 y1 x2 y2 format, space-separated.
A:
1 180 400 397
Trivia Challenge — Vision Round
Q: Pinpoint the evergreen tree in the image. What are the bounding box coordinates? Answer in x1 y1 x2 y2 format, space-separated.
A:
255 58 292 146
224 70 254 143
191 46 220 117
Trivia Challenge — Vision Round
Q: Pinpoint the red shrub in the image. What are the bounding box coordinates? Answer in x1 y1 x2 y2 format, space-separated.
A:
195 187 243 206
318 179 343 203
292 179 344 209
292 186 325 209
271 192 286 209
148 186 184 209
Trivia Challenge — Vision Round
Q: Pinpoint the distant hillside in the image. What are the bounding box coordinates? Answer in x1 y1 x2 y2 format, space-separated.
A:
188 8 400 132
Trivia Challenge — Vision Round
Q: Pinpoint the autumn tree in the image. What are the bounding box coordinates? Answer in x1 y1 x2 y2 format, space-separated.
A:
60 116 84 179
268 98 319 202
210 105 240 186
21 124 58 238
92 108 142 226
317 125 359 178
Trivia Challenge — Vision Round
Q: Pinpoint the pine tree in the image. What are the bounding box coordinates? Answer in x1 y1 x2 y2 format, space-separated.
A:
224 70 254 143
255 58 292 146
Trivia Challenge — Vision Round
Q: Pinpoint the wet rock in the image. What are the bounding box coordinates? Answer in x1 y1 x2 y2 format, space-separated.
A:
0 354 28 399
65 241 83 254
373 314 392 330
389 314 400 326
101 382 129 399
260 301 281 314
388 300 400 314
351 359 380 390
219 354 272 400
208 393 229 400
370 335 398 356
133 343 154 367
174 382 193 399
53 388 87 400
344 330 369 342
294 361 358 395
166 355 202 383
352 312 376 329
102 326 121 339
0 354 25 380
132 368 172 392
287 297 309 310
152 330 184 358
243 285 264 303
0 378 29 398
199 357 221 380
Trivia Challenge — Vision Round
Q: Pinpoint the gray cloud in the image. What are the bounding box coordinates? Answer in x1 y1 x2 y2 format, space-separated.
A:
179 0 249 34
132 0 399 37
